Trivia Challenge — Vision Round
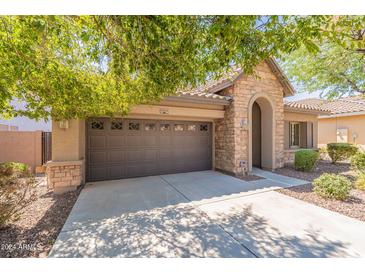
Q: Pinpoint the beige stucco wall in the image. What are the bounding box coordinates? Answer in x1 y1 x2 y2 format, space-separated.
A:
214 61 286 174
318 114 365 150
0 131 42 172
52 119 86 162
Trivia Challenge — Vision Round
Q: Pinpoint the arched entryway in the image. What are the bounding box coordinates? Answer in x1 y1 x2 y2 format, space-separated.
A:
248 94 275 171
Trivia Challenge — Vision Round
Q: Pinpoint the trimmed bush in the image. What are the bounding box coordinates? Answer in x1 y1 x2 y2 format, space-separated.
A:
294 150 319 171
355 173 365 191
313 173 352 200
0 162 37 227
351 151 365 174
327 143 358 164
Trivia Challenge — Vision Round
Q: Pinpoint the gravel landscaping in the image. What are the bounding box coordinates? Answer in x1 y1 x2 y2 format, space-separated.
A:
275 160 365 222
0 177 81 258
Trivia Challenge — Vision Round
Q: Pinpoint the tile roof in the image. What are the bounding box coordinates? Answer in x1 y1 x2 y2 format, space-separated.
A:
176 90 232 101
293 96 365 115
189 67 243 94
284 101 331 113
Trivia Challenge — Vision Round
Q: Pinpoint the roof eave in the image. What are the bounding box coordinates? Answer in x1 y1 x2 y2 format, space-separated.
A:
266 58 296 97
164 95 231 106
284 106 330 115
209 59 295 97
319 110 365 119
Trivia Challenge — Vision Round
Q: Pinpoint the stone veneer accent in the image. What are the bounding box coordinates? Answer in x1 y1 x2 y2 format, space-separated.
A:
46 160 83 194
283 150 296 165
214 61 285 175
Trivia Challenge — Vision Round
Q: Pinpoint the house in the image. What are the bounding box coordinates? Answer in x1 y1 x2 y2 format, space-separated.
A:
0 123 19 131
46 59 329 193
290 96 365 150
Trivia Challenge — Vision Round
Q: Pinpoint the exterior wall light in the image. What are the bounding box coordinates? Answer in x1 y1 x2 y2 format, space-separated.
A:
58 120 69 129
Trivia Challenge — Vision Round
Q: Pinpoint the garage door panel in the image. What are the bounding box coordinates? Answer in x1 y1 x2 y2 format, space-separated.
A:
125 150 144 162
87 118 212 181
143 135 158 146
89 136 106 149
159 149 172 159
109 150 124 162
141 163 159 176
89 151 107 163
172 135 186 145
109 165 125 179
171 161 186 173
125 135 143 146
198 136 210 145
172 148 186 158
159 160 173 173
125 164 158 177
184 148 199 158
88 166 108 181
108 135 125 148
160 135 172 146
144 149 158 161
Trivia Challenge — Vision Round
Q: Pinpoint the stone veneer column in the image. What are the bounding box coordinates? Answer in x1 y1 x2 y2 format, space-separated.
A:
214 61 285 175
46 160 83 194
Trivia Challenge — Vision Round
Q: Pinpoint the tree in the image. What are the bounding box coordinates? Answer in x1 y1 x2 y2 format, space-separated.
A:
0 15 361 120
281 17 365 98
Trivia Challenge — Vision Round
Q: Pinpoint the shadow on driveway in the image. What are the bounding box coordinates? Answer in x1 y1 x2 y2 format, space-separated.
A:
49 171 361 258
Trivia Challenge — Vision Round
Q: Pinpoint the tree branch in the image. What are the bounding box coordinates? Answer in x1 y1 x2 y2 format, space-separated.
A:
339 72 365 94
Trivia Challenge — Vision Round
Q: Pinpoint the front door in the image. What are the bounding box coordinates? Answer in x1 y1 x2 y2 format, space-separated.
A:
252 102 261 168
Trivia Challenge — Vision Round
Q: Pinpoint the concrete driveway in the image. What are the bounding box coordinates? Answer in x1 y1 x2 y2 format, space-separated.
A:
49 170 365 258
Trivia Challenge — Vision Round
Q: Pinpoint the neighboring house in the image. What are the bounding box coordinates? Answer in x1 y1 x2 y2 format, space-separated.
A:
0 117 51 131
0 123 18 131
46 59 329 193
290 96 365 150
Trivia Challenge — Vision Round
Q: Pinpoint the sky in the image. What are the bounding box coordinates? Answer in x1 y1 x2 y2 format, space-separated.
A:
284 90 323 102
0 100 52 131
0 117 51 131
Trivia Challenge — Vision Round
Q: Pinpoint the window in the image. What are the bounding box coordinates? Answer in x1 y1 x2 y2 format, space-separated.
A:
111 121 123 130
200 124 208 131
187 124 197 131
144 123 156 131
174 124 184 131
160 124 170 131
128 122 140 131
91 121 104 130
289 122 300 148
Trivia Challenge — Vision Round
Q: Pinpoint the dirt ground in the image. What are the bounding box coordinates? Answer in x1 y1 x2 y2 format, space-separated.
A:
276 161 365 222
0 177 81 258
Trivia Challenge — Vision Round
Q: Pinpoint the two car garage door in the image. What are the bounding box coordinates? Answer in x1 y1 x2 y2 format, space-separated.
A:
86 118 212 181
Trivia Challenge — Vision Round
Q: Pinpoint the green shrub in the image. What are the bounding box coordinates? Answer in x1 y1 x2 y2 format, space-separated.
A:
294 150 319 171
0 162 37 227
351 152 365 173
355 173 365 191
327 143 358 164
0 162 28 176
313 173 352 200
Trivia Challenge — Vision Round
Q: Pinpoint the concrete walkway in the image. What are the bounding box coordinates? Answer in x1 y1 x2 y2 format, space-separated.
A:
49 170 365 258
